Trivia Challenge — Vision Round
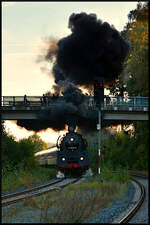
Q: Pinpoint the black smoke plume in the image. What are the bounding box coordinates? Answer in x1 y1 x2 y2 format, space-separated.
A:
17 12 130 133
54 12 130 87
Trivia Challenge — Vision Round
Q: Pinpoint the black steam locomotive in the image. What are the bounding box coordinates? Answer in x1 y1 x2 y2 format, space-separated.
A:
56 125 88 175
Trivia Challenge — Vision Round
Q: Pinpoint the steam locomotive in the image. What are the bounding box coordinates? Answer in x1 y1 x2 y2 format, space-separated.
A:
56 125 88 175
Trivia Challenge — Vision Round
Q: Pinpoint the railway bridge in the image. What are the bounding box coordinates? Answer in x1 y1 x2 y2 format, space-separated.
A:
1 96 149 121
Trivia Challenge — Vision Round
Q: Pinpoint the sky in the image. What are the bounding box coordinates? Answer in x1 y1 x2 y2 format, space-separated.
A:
2 1 138 143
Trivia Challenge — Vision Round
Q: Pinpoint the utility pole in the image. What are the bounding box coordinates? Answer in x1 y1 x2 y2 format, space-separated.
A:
94 76 104 182
97 108 102 181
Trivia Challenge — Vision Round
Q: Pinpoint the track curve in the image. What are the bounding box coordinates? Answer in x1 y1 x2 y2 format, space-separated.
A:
119 175 146 223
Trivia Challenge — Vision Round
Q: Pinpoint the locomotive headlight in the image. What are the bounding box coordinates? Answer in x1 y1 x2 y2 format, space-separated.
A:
62 157 66 161
80 157 84 161
70 138 74 142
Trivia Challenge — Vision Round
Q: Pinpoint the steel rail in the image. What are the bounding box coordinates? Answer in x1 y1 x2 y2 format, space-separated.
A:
119 174 146 223
2 177 82 207
128 171 148 179
2 178 65 200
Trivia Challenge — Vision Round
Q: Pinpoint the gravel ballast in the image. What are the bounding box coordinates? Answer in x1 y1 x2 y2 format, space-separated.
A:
83 181 136 223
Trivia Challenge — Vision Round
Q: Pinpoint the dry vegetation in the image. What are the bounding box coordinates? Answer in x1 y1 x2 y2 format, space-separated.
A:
2 173 129 223
2 165 57 193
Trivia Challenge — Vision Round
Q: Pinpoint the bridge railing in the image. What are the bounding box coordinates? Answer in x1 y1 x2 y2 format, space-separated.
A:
1 96 149 110
104 96 148 107
1 96 52 107
101 96 148 111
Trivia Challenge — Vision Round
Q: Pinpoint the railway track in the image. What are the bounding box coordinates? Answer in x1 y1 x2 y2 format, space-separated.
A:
2 177 82 207
2 171 147 223
118 172 147 223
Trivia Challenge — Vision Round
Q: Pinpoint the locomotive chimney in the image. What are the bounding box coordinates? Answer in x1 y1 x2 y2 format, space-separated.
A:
68 125 76 132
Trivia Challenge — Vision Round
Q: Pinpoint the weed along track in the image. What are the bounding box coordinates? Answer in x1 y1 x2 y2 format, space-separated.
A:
2 177 82 207
82 171 147 224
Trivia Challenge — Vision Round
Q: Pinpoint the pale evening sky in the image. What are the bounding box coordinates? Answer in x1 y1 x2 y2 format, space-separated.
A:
2 1 138 143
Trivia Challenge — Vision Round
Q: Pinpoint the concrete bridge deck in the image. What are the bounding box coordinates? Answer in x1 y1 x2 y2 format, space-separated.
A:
1 96 149 121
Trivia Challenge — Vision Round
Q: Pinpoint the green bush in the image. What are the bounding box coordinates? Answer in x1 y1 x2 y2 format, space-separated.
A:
102 129 148 171
2 131 48 170
87 143 99 175
2 163 57 192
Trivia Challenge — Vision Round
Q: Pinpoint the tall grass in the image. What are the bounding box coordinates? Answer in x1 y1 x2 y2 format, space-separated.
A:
101 165 130 183
38 171 128 223
2 168 130 223
2 163 57 193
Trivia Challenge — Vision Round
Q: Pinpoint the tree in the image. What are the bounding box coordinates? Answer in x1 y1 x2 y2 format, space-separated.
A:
2 120 7 136
120 3 148 172
18 138 37 168
2 129 47 168
27 134 48 153
2 132 19 166
122 2 148 96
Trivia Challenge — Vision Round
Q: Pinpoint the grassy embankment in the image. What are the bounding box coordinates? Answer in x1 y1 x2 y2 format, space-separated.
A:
2 166 130 223
2 163 57 193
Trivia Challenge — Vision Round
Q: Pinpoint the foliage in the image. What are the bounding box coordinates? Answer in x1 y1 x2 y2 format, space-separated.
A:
17 138 37 169
106 2 148 173
122 2 148 96
87 122 148 173
87 122 148 172
2 122 48 169
26 134 48 153
110 2 148 97
2 163 57 193
2 122 54 192
87 140 99 175
132 121 149 170
121 2 149 172
2 133 20 166
2 120 7 136
102 129 148 171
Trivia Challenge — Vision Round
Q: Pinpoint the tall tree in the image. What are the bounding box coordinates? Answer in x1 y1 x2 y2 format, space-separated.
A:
122 2 148 96
121 2 149 171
